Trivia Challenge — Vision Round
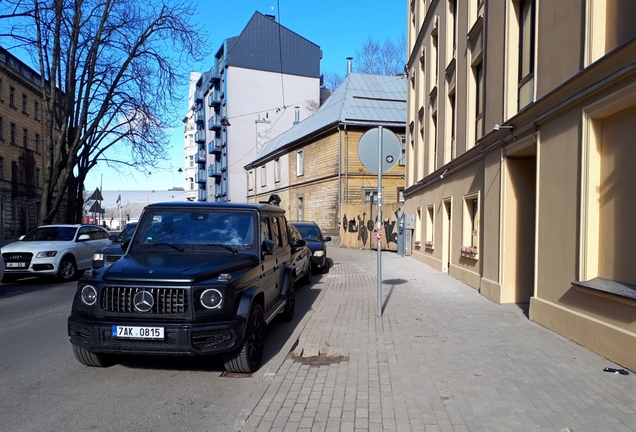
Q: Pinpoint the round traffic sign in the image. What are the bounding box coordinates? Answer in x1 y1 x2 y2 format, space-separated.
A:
357 127 402 172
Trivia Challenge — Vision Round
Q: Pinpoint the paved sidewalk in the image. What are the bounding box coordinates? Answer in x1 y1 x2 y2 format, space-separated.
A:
232 247 636 432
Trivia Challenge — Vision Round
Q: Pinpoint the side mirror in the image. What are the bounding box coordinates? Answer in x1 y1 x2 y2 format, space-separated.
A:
262 239 275 255
121 239 131 252
78 234 91 242
324 236 332 242
109 234 118 241
293 239 307 248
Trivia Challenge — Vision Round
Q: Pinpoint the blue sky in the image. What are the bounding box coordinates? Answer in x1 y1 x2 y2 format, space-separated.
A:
85 0 407 193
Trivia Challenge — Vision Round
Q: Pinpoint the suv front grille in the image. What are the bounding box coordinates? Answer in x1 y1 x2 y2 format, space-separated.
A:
101 287 189 314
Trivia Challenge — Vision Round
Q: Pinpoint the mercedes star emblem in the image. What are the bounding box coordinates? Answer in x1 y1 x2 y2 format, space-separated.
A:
133 290 154 313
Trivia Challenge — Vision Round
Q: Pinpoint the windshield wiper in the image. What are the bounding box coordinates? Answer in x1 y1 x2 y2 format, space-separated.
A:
201 243 238 255
144 241 185 252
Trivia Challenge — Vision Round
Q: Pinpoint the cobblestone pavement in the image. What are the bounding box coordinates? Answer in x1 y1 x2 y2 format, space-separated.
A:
230 247 636 432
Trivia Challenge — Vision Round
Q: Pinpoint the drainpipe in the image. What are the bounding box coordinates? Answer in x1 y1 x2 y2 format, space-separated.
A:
337 125 342 230
345 124 349 203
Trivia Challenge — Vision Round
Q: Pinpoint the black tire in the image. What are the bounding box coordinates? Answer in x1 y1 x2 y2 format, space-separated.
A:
72 345 115 367
1 275 18 283
322 260 329 274
279 279 296 322
223 303 265 373
57 257 78 282
300 267 312 285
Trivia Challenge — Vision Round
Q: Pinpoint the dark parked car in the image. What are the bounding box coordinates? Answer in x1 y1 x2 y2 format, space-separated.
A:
92 222 138 268
68 202 298 373
288 224 312 285
289 221 331 274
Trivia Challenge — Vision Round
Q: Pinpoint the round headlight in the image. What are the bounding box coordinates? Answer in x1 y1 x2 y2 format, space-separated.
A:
200 288 223 309
81 285 98 306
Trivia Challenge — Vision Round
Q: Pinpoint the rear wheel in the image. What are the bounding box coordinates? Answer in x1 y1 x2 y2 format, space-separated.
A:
279 279 296 322
57 257 77 282
72 345 115 367
223 303 265 373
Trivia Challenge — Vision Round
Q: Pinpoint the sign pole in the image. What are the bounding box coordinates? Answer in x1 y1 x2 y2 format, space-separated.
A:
377 126 383 318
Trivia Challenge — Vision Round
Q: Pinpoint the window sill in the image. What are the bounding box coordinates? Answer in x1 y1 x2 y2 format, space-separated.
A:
460 246 478 260
414 241 422 248
425 241 434 249
572 277 636 305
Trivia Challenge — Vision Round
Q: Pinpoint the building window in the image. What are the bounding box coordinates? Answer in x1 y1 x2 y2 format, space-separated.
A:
0 78 3 101
0 156 3 180
297 150 304 176
474 61 484 140
415 207 422 246
426 205 435 247
297 196 304 221
248 169 254 191
23 129 28 148
431 111 438 172
274 158 280 183
462 193 480 256
34 101 39 120
261 165 266 186
398 187 405 203
10 123 16 144
0 117 3 140
449 91 456 160
189 155 194 167
22 94 27 113
35 134 39 153
448 0 457 60
399 136 406 165
518 0 535 110
363 188 378 203
36 168 40 186
9 87 15 107
189 178 194 190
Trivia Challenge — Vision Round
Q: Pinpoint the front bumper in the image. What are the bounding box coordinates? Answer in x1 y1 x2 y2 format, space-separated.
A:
68 314 247 356
3 258 59 277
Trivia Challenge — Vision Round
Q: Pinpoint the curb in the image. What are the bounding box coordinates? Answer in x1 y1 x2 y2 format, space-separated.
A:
226 275 330 432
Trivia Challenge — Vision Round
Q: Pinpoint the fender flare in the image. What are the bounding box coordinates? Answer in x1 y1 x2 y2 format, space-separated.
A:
281 265 295 297
236 288 264 318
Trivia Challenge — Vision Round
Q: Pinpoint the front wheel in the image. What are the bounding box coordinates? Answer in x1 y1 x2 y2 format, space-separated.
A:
57 257 78 282
72 345 115 367
223 303 265 373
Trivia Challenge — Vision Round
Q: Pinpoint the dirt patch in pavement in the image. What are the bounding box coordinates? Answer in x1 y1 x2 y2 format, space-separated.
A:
287 352 349 366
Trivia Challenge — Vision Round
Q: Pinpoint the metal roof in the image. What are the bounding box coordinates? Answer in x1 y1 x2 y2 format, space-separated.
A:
253 73 407 163
224 12 322 78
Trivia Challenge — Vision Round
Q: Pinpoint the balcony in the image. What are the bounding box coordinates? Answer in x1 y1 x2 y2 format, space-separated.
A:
194 108 205 124
207 89 221 107
195 170 207 183
194 88 204 103
208 115 221 131
197 188 207 201
195 151 206 164
194 129 205 144
208 74 221 90
208 140 223 154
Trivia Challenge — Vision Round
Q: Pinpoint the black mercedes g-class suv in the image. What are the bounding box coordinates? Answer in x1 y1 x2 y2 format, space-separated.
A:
68 202 302 373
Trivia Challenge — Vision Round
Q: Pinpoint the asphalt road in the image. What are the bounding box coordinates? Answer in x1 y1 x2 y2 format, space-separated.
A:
0 274 323 432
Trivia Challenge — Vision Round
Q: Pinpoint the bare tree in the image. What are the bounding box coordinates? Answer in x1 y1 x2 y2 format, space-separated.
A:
321 70 344 93
355 35 407 76
0 0 208 224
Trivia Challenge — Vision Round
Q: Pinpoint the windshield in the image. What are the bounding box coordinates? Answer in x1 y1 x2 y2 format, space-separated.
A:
295 225 322 241
116 224 137 243
131 209 256 252
22 226 78 241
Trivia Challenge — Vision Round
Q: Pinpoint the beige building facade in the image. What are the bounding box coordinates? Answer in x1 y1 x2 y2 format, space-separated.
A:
0 47 49 244
405 0 636 370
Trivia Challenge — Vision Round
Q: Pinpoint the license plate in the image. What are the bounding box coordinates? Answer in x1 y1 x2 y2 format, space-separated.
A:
112 325 164 340
6 262 26 268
